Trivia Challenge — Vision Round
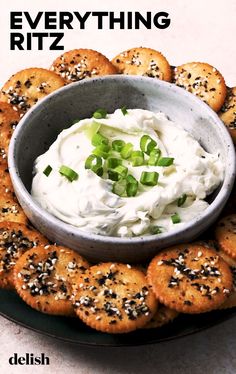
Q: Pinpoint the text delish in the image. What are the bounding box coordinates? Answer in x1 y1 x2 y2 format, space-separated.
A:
9 353 50 365
10 11 171 50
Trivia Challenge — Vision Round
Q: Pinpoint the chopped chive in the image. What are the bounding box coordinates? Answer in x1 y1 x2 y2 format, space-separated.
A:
140 135 157 155
140 171 159 186
177 193 187 207
108 170 120 181
150 225 162 235
148 149 161 166
121 106 128 115
92 166 104 177
43 165 52 177
121 143 133 159
112 179 126 196
59 165 78 182
126 176 138 197
107 157 122 169
157 157 174 167
92 144 110 159
131 150 144 167
93 108 107 119
171 213 181 224
84 121 101 139
126 174 137 184
112 140 125 152
91 132 109 146
114 165 128 178
85 154 102 169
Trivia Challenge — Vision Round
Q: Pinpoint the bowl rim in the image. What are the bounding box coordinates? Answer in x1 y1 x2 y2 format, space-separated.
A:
8 75 236 245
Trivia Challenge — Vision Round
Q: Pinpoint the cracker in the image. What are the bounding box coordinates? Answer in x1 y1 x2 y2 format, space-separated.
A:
51 49 117 84
215 214 236 259
143 304 179 329
147 244 232 313
112 47 171 81
72 263 158 333
13 245 89 316
0 163 15 198
0 194 27 224
217 250 236 309
173 62 227 111
219 87 236 143
0 222 48 289
0 68 65 116
0 102 20 157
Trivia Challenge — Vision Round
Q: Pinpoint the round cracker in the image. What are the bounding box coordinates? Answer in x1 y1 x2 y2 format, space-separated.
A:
51 49 117 84
173 62 227 112
0 194 27 224
0 222 48 289
0 68 65 116
72 262 158 333
112 47 171 81
0 102 20 156
0 163 15 198
217 250 236 309
215 214 236 259
147 244 232 313
219 87 236 143
143 304 179 329
13 245 89 316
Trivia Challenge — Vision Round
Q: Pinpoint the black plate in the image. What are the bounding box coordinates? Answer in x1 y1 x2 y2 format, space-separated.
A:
1 289 236 346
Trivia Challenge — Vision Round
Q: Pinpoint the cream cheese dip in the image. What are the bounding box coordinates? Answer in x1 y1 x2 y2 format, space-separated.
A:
31 108 224 237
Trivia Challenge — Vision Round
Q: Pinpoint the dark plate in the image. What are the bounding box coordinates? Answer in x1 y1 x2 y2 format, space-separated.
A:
1 289 236 346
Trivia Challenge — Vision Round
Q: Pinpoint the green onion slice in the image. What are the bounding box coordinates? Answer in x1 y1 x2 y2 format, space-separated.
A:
126 174 137 184
84 121 101 139
108 170 120 181
107 157 122 169
92 144 110 159
121 106 128 115
85 154 102 169
43 165 52 177
171 213 181 224
91 132 109 146
148 149 161 166
140 135 157 155
131 150 144 167
140 171 159 186
150 225 162 235
59 165 78 182
112 179 126 196
157 157 174 167
92 166 104 177
93 108 107 119
121 143 133 159
177 193 187 207
114 165 128 178
112 140 125 152
126 175 138 197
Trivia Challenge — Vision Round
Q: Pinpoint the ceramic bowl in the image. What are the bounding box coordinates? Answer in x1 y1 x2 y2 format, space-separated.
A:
8 76 236 262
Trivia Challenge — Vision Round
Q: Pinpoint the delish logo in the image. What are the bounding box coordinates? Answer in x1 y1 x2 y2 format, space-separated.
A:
9 353 50 365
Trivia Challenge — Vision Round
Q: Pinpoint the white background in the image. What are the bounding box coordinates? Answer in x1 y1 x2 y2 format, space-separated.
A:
0 0 235 87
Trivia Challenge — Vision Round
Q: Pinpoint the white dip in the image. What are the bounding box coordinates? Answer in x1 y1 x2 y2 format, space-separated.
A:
31 109 223 237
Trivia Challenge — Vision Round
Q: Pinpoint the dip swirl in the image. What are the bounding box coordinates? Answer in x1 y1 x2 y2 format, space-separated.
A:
31 109 223 237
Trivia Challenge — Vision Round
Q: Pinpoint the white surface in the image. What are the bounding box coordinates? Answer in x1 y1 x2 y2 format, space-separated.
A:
0 315 236 374
0 0 235 372
0 0 235 86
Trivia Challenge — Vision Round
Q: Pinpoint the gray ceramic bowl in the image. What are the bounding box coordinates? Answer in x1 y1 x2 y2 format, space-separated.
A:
8 76 235 262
